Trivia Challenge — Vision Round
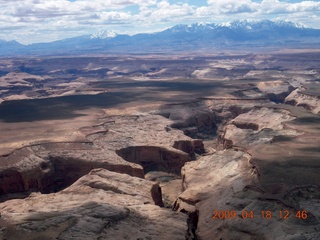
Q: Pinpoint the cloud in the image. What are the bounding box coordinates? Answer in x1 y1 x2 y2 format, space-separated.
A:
258 0 320 14
80 11 132 25
0 0 319 44
137 1 194 23
286 1 320 12
206 0 256 14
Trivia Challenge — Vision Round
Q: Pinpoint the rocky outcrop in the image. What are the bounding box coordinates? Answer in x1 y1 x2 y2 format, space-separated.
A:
0 114 202 196
158 98 273 141
1 98 319 239
219 106 320 190
157 101 218 139
173 139 205 159
285 89 320 114
0 169 188 239
177 148 320 239
221 107 297 149
1 51 320 240
172 101 320 239
175 150 257 239
257 81 296 103
116 146 191 175
86 114 202 152
0 145 144 195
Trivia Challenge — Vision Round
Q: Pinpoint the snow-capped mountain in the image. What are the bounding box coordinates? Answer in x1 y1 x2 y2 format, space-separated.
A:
216 20 304 30
90 30 117 39
154 19 318 45
165 22 216 33
163 20 307 35
0 20 319 56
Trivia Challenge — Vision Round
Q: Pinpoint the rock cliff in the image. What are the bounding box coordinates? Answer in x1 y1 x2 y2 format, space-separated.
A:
0 93 319 239
0 169 187 239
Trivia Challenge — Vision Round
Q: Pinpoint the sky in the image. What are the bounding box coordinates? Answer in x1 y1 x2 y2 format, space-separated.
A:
0 0 319 44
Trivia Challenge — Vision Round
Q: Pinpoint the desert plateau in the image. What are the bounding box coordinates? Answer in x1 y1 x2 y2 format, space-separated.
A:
0 49 318 240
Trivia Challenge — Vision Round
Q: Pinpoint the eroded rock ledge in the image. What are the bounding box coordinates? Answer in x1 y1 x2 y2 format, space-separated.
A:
0 114 204 195
285 88 320 114
0 91 319 239
173 100 320 239
0 169 187 239
0 113 204 239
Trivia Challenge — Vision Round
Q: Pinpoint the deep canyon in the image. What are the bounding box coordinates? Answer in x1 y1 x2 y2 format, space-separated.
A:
0 51 319 240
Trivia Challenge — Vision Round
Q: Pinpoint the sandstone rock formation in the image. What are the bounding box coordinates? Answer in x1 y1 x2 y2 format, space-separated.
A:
176 149 320 240
0 169 187 240
0 111 206 239
0 53 319 239
257 80 296 103
151 86 320 238
285 88 320 114
173 101 320 239
0 114 203 195
0 143 144 195
1 93 319 239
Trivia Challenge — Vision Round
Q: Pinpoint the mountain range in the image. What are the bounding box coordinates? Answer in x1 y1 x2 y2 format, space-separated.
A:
1 20 320 56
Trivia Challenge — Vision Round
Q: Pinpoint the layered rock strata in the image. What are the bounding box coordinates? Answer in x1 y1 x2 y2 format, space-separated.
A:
0 88 319 239
174 102 320 239
0 169 187 240
0 114 203 195
285 89 320 114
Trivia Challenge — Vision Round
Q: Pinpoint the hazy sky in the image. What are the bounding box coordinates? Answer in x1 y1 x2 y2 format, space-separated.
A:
1 0 319 44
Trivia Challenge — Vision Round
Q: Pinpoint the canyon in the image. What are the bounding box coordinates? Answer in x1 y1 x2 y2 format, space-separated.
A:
0 51 319 239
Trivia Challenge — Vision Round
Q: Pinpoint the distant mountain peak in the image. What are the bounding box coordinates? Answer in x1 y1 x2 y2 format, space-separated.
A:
272 20 305 29
90 30 117 39
165 19 306 34
0 39 20 44
187 22 210 27
218 20 251 29
218 19 305 30
166 22 215 33
0 19 318 56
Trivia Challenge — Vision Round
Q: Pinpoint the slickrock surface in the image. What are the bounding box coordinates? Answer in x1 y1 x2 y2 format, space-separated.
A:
0 143 144 195
155 93 319 239
0 53 319 239
220 105 320 189
0 71 106 102
256 80 296 103
172 102 320 240
0 110 204 239
0 114 203 195
177 150 320 240
0 169 187 240
285 89 320 114
0 108 104 156
0 94 319 239
222 107 298 148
